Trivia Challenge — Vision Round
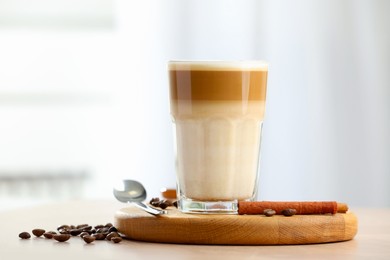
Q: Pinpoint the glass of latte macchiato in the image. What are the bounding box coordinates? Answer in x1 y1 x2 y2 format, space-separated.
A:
168 61 268 214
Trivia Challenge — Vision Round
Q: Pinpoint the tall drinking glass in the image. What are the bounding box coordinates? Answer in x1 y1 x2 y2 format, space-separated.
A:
169 61 268 214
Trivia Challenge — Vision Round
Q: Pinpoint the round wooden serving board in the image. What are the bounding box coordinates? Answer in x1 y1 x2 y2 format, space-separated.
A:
114 206 358 245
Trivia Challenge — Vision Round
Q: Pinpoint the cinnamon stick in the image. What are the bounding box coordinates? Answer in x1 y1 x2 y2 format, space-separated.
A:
238 201 348 215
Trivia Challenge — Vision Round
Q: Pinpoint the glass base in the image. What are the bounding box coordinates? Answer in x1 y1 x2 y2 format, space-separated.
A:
178 197 238 214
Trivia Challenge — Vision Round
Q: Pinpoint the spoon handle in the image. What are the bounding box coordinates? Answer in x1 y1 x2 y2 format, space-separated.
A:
132 202 167 215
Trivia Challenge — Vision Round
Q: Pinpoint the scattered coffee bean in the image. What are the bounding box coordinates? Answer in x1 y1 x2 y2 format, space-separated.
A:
150 197 160 204
173 200 178 208
109 226 117 233
111 237 122 243
19 232 31 239
53 234 71 242
57 225 70 231
150 200 160 207
76 224 89 229
83 235 96 244
281 208 297 216
90 229 96 234
96 227 109 234
70 229 82 236
32 229 45 237
81 225 92 231
59 229 70 235
92 233 106 240
263 209 276 217
80 232 89 238
163 199 174 206
105 223 113 228
43 232 56 239
70 225 76 230
159 201 169 209
106 232 120 241
94 224 104 229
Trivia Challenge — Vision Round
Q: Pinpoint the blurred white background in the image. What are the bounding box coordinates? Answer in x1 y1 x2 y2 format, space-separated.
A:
0 0 389 210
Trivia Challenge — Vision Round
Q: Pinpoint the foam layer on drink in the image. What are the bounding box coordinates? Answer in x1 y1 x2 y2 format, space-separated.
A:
169 62 268 201
168 60 268 71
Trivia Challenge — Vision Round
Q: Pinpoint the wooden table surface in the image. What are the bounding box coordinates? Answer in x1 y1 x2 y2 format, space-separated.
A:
1 200 389 259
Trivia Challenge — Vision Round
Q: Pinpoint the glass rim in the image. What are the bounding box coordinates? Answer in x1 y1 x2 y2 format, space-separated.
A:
168 60 268 71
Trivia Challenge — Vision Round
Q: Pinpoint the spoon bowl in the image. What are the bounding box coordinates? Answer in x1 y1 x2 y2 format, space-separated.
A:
113 180 167 215
113 180 146 203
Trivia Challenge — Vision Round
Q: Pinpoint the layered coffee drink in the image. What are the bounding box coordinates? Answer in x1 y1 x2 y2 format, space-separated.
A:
169 61 268 213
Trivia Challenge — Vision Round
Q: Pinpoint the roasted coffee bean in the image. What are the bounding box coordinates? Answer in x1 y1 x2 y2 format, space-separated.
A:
81 225 92 231
53 234 71 242
104 223 113 228
76 224 89 229
92 233 106 240
108 226 117 233
90 229 96 234
173 200 178 208
150 197 160 204
281 208 297 217
111 237 122 243
19 232 31 239
106 232 120 241
57 225 70 231
96 227 109 234
83 235 96 244
70 229 82 236
161 199 173 206
95 228 103 233
32 229 45 237
263 209 275 216
59 229 70 235
80 232 89 238
94 225 104 229
70 225 76 229
150 198 161 207
43 232 56 239
159 201 169 209
150 201 160 207
263 209 276 217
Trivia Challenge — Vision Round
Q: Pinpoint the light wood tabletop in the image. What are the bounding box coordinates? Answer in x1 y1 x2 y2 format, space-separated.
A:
1 200 389 259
